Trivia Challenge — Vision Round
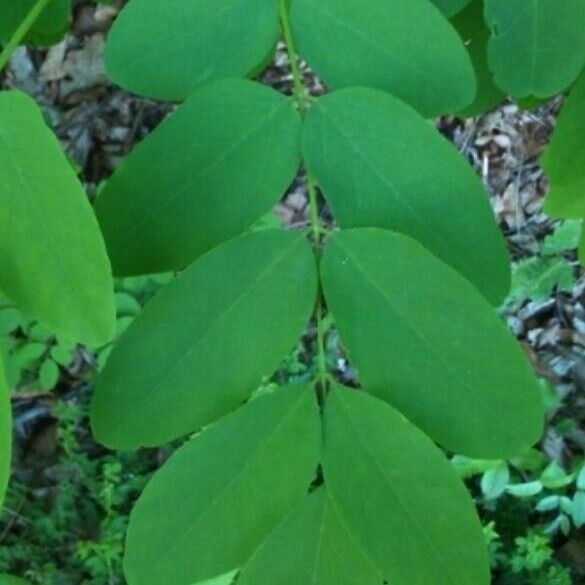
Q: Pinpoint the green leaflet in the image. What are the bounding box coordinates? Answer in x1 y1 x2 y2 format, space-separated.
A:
543 72 585 219
323 387 490 585
0 353 10 509
239 489 381 585
91 230 318 449
485 0 585 98
303 88 510 305
124 385 321 585
432 0 472 18
104 0 279 100
290 0 476 117
0 91 115 347
0 0 70 46
321 229 543 459
96 79 302 276
452 0 505 117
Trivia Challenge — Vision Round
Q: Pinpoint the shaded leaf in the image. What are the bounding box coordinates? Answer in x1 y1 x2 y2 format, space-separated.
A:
124 385 320 585
91 230 317 449
511 257 575 302
0 91 115 346
485 0 585 98
290 0 475 117
323 387 490 585
451 0 505 117
239 489 381 585
543 72 585 218
321 228 543 458
304 88 510 304
96 79 301 275
104 0 279 100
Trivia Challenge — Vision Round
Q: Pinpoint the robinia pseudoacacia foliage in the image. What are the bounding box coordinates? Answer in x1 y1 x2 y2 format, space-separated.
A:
0 0 584 583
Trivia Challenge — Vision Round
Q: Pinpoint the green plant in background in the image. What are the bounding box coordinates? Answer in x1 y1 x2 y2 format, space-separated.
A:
1 0 585 584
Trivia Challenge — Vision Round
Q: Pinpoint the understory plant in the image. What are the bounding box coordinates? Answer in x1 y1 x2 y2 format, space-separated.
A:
0 0 585 584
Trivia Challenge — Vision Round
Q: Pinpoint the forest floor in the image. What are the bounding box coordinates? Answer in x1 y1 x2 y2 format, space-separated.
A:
0 2 584 584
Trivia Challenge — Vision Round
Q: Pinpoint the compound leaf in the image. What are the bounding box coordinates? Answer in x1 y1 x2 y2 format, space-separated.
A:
124 385 320 585
239 489 381 585
433 0 471 18
96 79 301 276
321 229 543 459
0 0 70 46
0 354 10 509
323 387 490 585
304 88 510 304
485 0 585 98
0 91 115 346
290 0 476 117
91 230 318 449
105 0 279 100
543 72 585 218
452 0 505 117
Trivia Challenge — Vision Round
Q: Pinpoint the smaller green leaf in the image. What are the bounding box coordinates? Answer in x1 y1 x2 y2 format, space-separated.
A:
239 489 381 585
541 462 574 490
577 466 585 490
50 344 73 367
511 257 575 302
124 385 320 585
542 220 583 255
573 492 585 528
39 359 59 391
12 343 46 367
480 463 510 500
506 481 543 498
114 292 141 317
543 72 585 218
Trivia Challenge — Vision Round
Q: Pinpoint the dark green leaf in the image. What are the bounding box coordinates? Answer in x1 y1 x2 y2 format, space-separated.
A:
124 385 320 585
0 91 115 346
433 0 471 17
485 0 585 98
91 230 317 448
321 229 543 458
304 88 510 304
543 72 585 218
0 0 70 46
290 0 476 117
239 488 381 585
104 0 279 100
0 354 9 508
451 0 505 117
96 79 301 275
323 387 490 585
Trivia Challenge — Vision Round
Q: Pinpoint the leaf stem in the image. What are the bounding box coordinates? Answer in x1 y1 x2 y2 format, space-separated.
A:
278 0 331 393
0 0 51 74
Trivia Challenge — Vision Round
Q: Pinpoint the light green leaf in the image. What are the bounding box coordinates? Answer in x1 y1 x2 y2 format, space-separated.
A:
0 354 10 508
0 0 70 46
506 481 543 498
451 0 505 117
485 0 585 98
39 359 59 391
480 463 510 500
304 88 510 305
540 462 574 490
543 72 585 218
0 91 115 346
96 79 301 276
542 220 583 255
323 387 490 585
290 0 476 117
239 489 381 585
511 257 575 302
91 230 317 449
104 0 279 100
321 229 543 458
573 492 585 528
433 0 472 17
124 385 320 585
